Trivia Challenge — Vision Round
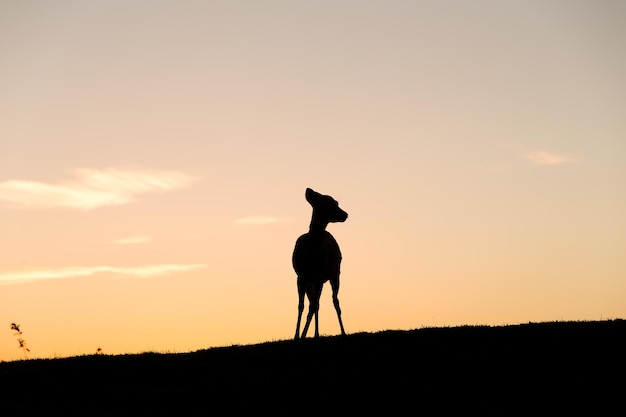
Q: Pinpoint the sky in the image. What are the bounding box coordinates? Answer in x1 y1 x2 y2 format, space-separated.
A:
1 0 625 360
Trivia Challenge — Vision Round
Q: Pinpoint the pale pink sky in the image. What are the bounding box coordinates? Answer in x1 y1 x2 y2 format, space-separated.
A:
1 1 625 360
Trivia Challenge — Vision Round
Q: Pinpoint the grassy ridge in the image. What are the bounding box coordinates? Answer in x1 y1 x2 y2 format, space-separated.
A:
1 320 624 415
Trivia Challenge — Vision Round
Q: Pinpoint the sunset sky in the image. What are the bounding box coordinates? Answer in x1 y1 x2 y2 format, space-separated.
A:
1 1 625 360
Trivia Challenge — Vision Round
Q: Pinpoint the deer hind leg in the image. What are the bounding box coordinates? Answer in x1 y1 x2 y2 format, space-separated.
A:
330 276 346 335
301 283 321 338
313 286 323 338
294 278 305 339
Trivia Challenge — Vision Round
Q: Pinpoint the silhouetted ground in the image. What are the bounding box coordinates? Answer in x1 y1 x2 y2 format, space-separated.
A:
1 320 624 416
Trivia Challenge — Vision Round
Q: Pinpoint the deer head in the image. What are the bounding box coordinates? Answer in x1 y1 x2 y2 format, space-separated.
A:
305 188 348 225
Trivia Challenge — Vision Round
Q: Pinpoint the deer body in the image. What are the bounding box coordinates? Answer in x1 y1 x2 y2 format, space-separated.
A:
293 188 348 339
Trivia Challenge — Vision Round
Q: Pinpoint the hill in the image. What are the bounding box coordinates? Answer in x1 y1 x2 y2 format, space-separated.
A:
1 320 624 416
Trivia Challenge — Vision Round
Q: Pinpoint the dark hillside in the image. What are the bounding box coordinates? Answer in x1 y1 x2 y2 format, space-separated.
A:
1 320 624 416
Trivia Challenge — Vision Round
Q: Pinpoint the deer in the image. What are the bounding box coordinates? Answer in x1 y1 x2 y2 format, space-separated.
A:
292 188 348 339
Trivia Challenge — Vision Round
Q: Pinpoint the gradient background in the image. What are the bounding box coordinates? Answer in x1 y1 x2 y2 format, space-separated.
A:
1 0 625 360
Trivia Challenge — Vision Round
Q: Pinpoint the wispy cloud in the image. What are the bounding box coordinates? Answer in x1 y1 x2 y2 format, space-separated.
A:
498 142 580 166
234 216 289 225
0 264 206 285
0 167 196 210
526 151 579 166
110 236 151 245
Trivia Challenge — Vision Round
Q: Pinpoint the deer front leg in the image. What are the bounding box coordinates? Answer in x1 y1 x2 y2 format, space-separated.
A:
333 294 346 336
331 278 346 336
294 279 305 339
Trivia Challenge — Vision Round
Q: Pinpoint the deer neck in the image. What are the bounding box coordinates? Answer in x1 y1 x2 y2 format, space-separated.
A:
309 215 329 235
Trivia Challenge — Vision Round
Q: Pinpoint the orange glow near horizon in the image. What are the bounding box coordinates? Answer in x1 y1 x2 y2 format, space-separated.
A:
1 1 625 361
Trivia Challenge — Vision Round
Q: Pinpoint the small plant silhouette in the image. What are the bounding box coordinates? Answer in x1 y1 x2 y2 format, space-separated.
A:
10 323 30 359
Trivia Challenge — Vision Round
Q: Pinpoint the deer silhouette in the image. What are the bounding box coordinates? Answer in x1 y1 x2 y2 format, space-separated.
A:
292 188 348 339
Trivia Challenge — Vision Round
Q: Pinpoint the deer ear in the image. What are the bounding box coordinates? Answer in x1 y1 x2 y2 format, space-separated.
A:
305 188 319 205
